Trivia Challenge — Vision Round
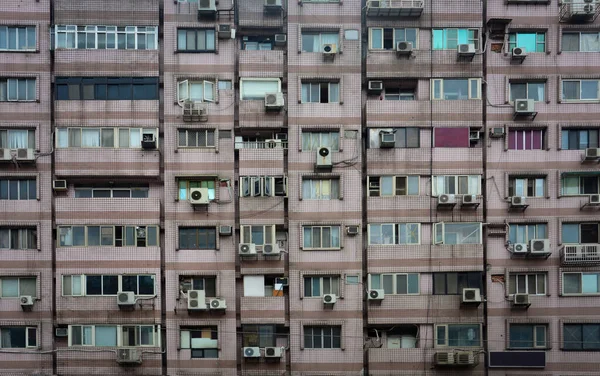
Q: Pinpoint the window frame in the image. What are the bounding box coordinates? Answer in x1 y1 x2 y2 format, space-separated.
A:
0 277 37 298
301 130 340 151
177 80 215 103
508 324 548 349
303 275 340 297
432 175 481 196
508 223 548 244
368 27 419 50
562 272 600 295
239 78 281 100
67 324 159 347
301 178 341 200
368 175 420 197
435 324 481 348
561 79 600 102
0 26 36 51
54 77 159 101
0 227 37 250
433 272 482 295
303 326 342 349
367 223 421 245
180 326 218 358
563 323 600 350
176 28 216 52
178 179 217 201
177 129 216 148
508 32 546 53
61 274 156 297
507 129 545 151
368 273 420 295
302 225 341 250
178 227 217 250
240 176 288 197
300 81 340 104
508 176 546 197
0 78 36 102
508 273 547 295
431 78 481 100
301 31 340 53
52 25 157 50
509 82 546 102
561 175 600 196
562 31 600 53
57 225 158 247
179 275 217 297
0 178 37 200
0 326 37 349
561 128 600 150
432 28 479 50
56 127 157 149
240 224 276 247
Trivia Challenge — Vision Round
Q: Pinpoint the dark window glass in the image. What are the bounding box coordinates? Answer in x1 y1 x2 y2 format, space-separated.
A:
179 228 217 249
86 276 102 295
121 275 138 294
433 272 482 295
103 275 118 294
139 275 154 295
581 223 599 244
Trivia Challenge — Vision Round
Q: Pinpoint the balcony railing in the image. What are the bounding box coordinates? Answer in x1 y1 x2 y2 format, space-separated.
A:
559 0 600 22
561 244 600 265
366 0 424 17
235 141 287 150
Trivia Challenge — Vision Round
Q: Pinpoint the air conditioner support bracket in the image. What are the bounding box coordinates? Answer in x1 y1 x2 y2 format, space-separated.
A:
457 54 475 62
512 111 537 121
460 202 480 210
581 202 600 211
508 204 528 212
510 55 526 64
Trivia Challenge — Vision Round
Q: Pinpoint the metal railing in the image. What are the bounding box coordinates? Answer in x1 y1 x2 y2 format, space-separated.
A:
561 244 600 265
235 141 288 150
367 0 425 8
559 0 600 22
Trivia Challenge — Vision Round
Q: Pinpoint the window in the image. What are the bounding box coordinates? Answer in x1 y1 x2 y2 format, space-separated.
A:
432 175 480 196
561 175 600 195
368 128 420 148
509 177 545 197
241 225 275 247
218 80 232 90
433 29 479 50
0 327 37 348
178 179 216 201
508 32 546 53
433 127 471 148
180 327 218 358
304 276 339 297
55 77 159 100
74 185 149 198
177 80 215 102
562 128 600 150
0 228 37 249
508 129 545 150
0 277 36 298
383 87 415 100
301 82 339 103
179 227 217 250
434 222 482 245
436 324 480 347
0 179 36 200
563 324 600 350
301 31 339 52
62 274 155 296
433 272 482 295
56 128 157 149
304 326 341 349
510 82 545 102
0 26 36 51
177 29 215 52
302 178 340 200
562 32 600 52
179 276 217 297
242 325 276 348
368 176 419 197
240 78 281 100
563 272 600 295
240 176 287 197
509 273 546 295
508 223 547 244
562 223 599 244
509 324 547 348
68 325 158 347
562 79 600 101
58 225 158 247
302 131 340 151
369 28 417 50
0 129 35 149
0 78 35 102
368 223 420 245
178 129 215 148
431 79 481 100
241 35 273 50
52 26 157 50
344 29 359 40
303 226 341 250
369 273 419 295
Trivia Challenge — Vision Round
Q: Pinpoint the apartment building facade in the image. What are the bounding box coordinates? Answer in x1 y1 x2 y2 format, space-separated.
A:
0 0 598 375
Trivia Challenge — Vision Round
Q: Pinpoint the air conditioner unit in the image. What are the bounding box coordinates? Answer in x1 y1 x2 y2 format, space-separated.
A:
264 92 284 110
20 295 34 308
462 195 477 205
55 327 69 337
116 348 142 364
264 0 283 9
462 288 482 304
198 0 217 12
457 43 476 56
510 196 527 208
511 47 527 59
346 225 359 235
513 293 530 306
117 291 136 307
265 139 282 148
379 132 396 148
243 347 261 358
218 24 233 39
141 133 156 149
187 290 207 310
316 147 332 169
490 127 505 138
239 243 257 255
434 351 455 365
580 3 595 13
590 194 600 205
189 188 210 205
219 225 232 235
455 351 476 365
584 148 600 160
209 298 227 310
514 99 535 114
136 227 146 239
368 289 384 300
512 243 528 254
469 131 480 142
368 0 382 8
396 41 413 55
263 243 281 255
264 346 283 357
368 80 383 92
438 194 456 206
9 148 34 161
323 294 337 304
274 34 287 45
322 43 337 58
53 180 68 191
530 239 550 254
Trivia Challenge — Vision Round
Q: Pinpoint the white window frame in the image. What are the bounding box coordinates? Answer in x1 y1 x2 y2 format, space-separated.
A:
0 26 36 51
177 80 215 103
509 82 546 103
508 324 548 349
1 78 36 102
177 129 216 148
302 178 340 200
52 25 157 50
562 79 600 102
301 31 340 53
303 275 340 297
430 78 481 100
432 175 481 196
180 327 218 350
432 28 479 50
55 127 157 149
562 31 600 52
301 130 340 151
301 82 340 103
239 78 281 100
435 324 481 348
61 274 156 297
240 176 287 197
0 326 37 348
434 222 482 245
368 273 420 295
562 272 600 295
302 225 341 250
367 223 421 245
509 273 547 295
510 176 546 197
0 277 37 298
368 175 420 197
240 225 276 247
58 225 158 247
68 325 159 347
0 227 37 250
368 27 418 50
561 175 600 196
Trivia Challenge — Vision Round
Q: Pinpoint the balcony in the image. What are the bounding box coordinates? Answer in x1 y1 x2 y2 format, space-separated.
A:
55 198 160 224
240 296 286 324
559 1 600 22
561 244 600 265
239 50 284 78
366 0 424 17
55 148 160 177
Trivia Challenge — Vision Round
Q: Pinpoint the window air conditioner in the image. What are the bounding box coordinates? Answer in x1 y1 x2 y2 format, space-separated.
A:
198 0 217 12
219 225 233 235
346 225 359 235
379 132 396 148
117 291 136 307
141 133 157 149
323 294 337 305
455 351 476 365
368 80 383 92
490 127 505 138
239 243 257 255
274 34 287 45
263 243 281 255
264 0 283 8
218 24 234 39
368 289 384 300
585 148 600 160
434 351 455 365
187 290 207 310
189 188 210 204
55 328 69 337
53 180 68 191
265 139 282 148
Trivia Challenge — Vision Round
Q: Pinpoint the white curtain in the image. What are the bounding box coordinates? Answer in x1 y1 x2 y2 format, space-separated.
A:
241 80 279 100
581 33 600 52
1 278 18 297
321 33 339 48
8 130 28 148
81 129 100 147
130 130 141 148
1 329 11 348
